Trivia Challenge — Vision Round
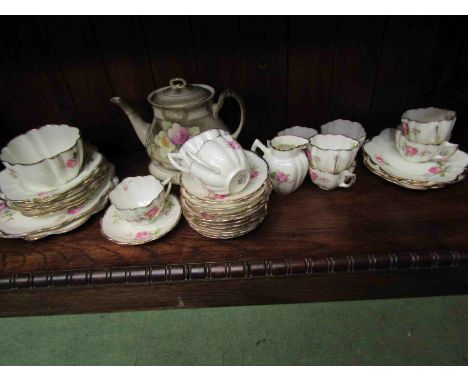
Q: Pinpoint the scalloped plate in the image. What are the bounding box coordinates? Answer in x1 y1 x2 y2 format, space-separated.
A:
363 128 468 183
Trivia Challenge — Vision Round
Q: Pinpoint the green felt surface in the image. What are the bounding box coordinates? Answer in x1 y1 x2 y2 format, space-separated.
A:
0 295 467 365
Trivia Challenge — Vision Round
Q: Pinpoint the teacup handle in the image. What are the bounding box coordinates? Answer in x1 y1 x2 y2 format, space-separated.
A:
251 139 270 156
160 177 172 198
339 172 356 188
167 153 190 173
433 141 458 160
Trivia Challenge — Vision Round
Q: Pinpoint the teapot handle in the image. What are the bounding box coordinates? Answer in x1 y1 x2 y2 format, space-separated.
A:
212 89 246 139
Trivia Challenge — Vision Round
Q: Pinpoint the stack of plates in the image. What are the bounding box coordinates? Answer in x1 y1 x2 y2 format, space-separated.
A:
180 150 272 239
363 128 468 190
0 144 117 240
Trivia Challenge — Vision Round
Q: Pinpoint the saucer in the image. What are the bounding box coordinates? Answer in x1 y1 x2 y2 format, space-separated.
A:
0 143 103 202
22 192 111 240
363 128 468 183
363 153 465 190
180 150 268 201
100 194 181 245
0 168 117 239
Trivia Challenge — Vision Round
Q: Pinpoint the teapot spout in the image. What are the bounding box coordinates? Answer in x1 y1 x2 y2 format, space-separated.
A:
110 97 150 147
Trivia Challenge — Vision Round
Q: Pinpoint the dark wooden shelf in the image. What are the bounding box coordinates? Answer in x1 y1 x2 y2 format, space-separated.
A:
0 152 467 317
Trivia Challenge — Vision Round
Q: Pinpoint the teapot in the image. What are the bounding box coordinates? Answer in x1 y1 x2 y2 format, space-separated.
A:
111 78 246 183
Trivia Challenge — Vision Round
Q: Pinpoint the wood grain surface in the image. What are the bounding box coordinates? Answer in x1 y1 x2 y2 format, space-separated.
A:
0 151 467 316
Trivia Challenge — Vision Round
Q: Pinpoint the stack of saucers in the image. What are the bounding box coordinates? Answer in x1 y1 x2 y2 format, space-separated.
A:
170 129 271 239
0 124 117 240
363 108 468 190
180 154 271 239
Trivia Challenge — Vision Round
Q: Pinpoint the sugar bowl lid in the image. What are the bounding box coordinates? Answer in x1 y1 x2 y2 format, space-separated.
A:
147 78 214 109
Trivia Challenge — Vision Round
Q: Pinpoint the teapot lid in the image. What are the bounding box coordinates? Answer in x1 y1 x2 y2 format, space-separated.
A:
148 78 214 109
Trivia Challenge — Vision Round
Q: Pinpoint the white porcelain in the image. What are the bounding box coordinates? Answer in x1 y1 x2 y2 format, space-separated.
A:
101 194 181 245
0 144 102 202
180 150 268 202
309 165 356 190
0 124 84 191
395 129 458 163
363 154 465 190
109 176 171 226
21 191 112 241
401 107 456 144
307 134 359 173
320 119 366 147
277 126 318 139
0 167 117 239
252 135 308 195
363 128 468 183
167 129 249 195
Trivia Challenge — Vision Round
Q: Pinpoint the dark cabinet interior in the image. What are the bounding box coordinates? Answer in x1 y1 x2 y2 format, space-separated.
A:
0 16 467 160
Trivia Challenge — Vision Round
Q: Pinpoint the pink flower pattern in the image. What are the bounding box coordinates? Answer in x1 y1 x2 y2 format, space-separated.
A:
37 191 49 197
402 122 409 136
145 206 159 218
228 140 241 150
135 231 151 241
312 156 321 163
309 170 318 181
275 171 289 183
0 202 6 213
375 156 386 165
250 169 259 179
66 158 77 168
201 212 214 219
428 166 442 174
67 207 80 215
167 123 190 145
405 146 418 156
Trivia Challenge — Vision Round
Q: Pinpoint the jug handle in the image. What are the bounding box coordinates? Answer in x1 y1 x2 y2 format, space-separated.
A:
167 153 190 173
251 139 270 156
212 89 246 139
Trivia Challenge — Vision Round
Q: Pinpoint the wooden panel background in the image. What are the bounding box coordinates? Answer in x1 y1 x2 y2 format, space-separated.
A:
0 15 467 158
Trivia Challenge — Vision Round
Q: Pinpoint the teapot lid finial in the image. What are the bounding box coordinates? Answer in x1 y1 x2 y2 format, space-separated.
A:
148 78 214 109
169 78 187 89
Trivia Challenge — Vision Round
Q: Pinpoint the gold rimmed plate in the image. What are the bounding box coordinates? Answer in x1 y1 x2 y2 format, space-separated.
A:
363 153 465 190
0 143 105 203
187 211 268 239
0 171 118 239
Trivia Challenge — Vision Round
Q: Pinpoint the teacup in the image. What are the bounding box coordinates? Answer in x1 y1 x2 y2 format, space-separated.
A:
401 107 456 145
0 124 84 191
395 129 458 163
320 119 366 147
167 129 250 195
309 166 356 190
109 176 171 225
307 134 359 173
